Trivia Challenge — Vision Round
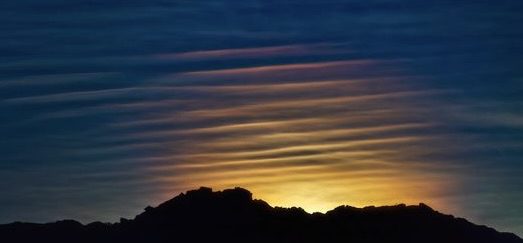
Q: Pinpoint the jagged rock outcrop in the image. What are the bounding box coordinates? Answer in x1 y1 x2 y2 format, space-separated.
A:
1 187 521 243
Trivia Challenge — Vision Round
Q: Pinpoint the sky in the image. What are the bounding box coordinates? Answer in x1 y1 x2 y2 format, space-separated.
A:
1 0 523 236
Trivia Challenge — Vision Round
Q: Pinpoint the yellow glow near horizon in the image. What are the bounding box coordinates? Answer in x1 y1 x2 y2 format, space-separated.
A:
140 54 462 220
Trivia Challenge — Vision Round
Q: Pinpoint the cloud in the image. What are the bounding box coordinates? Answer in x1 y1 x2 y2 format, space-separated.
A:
153 43 350 60
1 0 522 237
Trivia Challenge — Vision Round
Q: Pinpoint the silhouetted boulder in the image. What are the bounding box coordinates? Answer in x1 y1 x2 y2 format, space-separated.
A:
0 187 521 243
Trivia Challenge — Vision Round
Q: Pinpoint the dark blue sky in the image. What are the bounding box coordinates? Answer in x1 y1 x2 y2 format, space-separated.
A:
1 0 523 236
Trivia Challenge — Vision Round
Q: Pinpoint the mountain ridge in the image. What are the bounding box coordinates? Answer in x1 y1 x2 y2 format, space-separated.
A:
1 187 521 243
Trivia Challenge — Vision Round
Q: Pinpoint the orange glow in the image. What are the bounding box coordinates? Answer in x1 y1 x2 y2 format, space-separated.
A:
131 52 461 218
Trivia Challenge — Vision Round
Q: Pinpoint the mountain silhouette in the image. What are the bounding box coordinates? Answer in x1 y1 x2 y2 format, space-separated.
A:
1 187 521 243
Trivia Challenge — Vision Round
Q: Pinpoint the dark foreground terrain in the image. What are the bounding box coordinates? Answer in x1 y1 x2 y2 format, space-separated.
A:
1 187 521 243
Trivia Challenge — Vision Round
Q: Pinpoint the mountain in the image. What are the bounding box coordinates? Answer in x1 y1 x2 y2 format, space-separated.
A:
1 187 521 243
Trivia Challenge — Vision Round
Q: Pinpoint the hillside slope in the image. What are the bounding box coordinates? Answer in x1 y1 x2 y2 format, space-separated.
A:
1 187 521 243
